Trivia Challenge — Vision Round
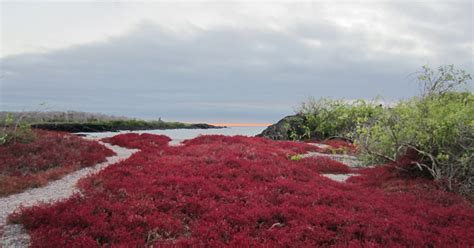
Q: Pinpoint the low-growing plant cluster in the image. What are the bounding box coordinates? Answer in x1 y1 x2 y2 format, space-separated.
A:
10 134 474 247
0 130 115 196
102 133 171 150
293 156 352 174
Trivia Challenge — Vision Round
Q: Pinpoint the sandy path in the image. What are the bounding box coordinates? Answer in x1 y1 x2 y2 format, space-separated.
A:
0 141 138 248
303 151 362 168
305 143 363 183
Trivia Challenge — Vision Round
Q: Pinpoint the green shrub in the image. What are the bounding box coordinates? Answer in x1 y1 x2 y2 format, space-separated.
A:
0 113 35 145
295 98 384 140
295 65 472 194
355 65 473 194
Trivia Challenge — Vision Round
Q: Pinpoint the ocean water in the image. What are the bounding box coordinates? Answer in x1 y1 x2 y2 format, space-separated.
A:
79 126 268 142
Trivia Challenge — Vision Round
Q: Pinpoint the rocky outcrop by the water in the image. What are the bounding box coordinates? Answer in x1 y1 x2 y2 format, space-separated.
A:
257 115 306 140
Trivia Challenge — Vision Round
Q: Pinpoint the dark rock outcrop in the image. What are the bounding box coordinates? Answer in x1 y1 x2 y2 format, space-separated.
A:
257 115 306 140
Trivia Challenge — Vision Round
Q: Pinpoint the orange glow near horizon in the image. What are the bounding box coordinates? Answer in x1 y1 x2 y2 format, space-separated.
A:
210 123 272 127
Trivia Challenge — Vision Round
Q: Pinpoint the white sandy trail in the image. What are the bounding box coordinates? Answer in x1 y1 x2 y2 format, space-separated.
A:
305 143 363 183
302 151 362 168
0 141 138 248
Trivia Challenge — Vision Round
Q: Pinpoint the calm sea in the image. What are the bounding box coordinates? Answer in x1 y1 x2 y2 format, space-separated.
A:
79 126 267 143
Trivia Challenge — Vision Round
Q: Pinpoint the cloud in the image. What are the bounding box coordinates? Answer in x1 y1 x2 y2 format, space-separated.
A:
1 2 472 122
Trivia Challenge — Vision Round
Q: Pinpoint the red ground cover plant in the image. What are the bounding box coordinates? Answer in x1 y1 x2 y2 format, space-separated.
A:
294 157 352 174
182 135 322 156
10 134 474 247
0 130 115 196
101 133 171 150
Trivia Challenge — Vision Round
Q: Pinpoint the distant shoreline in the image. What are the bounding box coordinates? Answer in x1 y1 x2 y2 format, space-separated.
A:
209 123 271 127
31 121 223 133
1 111 226 133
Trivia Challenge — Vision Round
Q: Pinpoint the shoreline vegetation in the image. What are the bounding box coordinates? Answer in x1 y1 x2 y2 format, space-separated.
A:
31 121 221 133
0 111 223 133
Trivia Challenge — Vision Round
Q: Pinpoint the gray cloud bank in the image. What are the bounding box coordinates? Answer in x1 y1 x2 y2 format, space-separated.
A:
1 2 472 122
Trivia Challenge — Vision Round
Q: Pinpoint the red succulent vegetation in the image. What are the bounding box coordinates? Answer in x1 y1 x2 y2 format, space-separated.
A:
101 133 171 150
0 130 115 196
294 156 352 174
9 134 474 247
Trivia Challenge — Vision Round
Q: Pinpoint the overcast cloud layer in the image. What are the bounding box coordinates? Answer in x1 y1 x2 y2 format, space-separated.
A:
1 1 472 122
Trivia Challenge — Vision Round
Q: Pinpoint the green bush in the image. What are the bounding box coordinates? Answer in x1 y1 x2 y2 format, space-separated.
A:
295 65 472 194
355 65 473 194
294 98 384 140
0 113 35 145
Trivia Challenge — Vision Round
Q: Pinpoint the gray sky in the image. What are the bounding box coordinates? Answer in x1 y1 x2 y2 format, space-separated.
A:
1 0 473 123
